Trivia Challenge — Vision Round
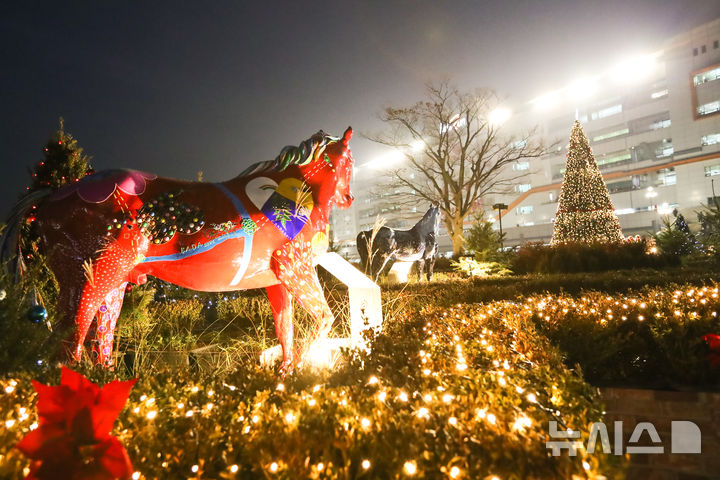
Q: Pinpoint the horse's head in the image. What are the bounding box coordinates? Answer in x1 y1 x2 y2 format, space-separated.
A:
295 127 354 209
326 127 354 208
419 204 442 234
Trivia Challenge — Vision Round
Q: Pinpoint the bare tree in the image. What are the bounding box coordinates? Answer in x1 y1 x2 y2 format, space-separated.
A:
370 81 548 255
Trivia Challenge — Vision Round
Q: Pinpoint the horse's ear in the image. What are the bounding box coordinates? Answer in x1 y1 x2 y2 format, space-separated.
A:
342 127 353 146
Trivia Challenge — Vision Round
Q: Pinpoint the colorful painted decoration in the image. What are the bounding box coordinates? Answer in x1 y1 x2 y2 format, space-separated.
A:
1 128 355 372
137 191 205 244
15 367 136 480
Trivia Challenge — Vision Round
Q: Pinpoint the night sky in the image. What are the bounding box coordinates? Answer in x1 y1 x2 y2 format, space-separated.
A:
2 1 720 216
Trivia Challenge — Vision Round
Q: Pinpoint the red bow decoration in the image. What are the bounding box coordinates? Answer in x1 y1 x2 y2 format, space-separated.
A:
704 334 720 368
15 367 137 480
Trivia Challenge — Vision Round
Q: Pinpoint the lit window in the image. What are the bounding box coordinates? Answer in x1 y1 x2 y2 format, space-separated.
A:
698 101 720 116
694 67 720 85
596 152 631 167
591 104 622 120
705 164 720 176
517 205 533 215
593 128 629 142
513 161 530 171
657 168 676 186
650 89 668 99
649 119 671 130
656 143 674 158
702 133 720 146
514 183 531 193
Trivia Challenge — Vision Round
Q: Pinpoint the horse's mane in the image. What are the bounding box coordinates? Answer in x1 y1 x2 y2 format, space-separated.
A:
239 130 340 177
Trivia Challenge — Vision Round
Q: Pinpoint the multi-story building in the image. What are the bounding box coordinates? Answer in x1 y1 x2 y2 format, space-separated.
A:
333 17 720 258
492 17 720 246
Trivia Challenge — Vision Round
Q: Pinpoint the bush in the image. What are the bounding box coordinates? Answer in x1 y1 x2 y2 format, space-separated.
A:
653 216 696 257
511 240 677 274
0 256 68 376
0 302 622 479
524 285 720 389
450 257 511 277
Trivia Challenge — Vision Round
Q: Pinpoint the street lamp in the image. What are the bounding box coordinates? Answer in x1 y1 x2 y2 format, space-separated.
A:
492 203 508 250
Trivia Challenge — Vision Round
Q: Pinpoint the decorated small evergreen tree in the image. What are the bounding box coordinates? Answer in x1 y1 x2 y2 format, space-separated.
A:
551 121 624 245
20 118 93 261
28 117 92 192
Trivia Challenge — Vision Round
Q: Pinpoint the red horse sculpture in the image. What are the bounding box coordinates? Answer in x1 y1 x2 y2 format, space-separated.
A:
2 128 355 372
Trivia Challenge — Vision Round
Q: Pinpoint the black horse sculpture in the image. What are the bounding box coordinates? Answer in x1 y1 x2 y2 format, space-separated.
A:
357 205 441 281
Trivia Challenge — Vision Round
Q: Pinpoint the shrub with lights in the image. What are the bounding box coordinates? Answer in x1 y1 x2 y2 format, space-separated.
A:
0 299 624 479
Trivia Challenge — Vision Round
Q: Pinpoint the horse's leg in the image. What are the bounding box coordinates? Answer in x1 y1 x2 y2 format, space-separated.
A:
73 240 138 363
428 251 436 281
271 240 334 366
372 252 392 281
92 282 128 367
266 284 294 374
417 259 425 282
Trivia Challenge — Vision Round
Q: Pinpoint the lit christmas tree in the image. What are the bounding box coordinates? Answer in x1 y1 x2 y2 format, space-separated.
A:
550 121 624 244
28 117 93 192
20 118 94 261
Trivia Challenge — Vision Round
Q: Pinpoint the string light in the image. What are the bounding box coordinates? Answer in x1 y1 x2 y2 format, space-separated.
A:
403 460 417 475
551 121 624 244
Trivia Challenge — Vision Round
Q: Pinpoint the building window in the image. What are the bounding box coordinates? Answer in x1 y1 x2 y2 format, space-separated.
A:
650 89 669 99
702 133 720 146
596 151 631 167
513 140 527 149
514 183 531 193
702 45 707 54
656 141 674 158
657 168 676 186
513 161 530 171
592 127 629 142
698 100 720 117
715 40 719 49
649 119 671 130
693 67 720 85
591 104 622 120
517 205 533 215
694 48 699 56
705 164 720 176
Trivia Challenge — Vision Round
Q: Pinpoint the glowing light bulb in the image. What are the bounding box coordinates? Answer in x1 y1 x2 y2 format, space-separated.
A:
403 460 417 475
269 462 278 473
362 459 371 469
230 465 239 473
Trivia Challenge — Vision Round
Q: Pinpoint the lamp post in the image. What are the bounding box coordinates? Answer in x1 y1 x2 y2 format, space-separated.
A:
492 203 508 250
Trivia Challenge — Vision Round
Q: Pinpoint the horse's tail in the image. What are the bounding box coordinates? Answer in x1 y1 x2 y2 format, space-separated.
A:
356 231 369 271
0 189 52 277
